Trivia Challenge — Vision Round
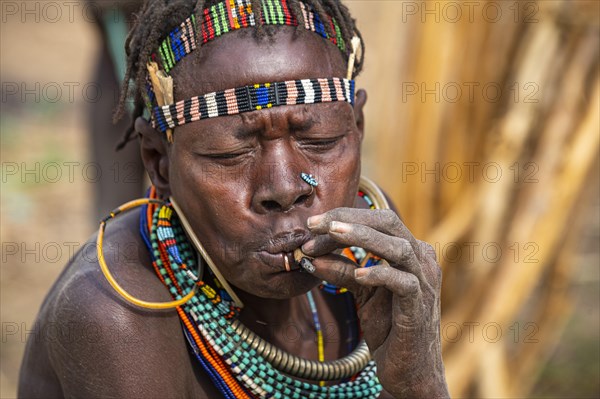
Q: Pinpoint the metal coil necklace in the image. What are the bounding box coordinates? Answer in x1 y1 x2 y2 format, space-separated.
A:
95 177 388 398
139 194 382 398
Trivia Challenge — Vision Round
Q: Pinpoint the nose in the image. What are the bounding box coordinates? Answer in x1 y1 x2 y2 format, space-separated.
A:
251 163 314 213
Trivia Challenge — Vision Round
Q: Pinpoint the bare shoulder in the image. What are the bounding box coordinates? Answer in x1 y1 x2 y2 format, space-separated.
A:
19 210 216 398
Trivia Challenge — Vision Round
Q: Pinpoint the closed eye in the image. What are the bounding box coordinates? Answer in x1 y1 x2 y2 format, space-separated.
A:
300 136 343 152
204 153 244 159
196 149 254 164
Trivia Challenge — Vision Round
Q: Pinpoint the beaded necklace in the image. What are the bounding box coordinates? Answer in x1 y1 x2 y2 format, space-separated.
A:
305 290 325 387
139 189 383 399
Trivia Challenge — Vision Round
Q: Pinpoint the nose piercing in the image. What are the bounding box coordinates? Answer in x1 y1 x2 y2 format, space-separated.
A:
300 173 318 187
301 173 318 196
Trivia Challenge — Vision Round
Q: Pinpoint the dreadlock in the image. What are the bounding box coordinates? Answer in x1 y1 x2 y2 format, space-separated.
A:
115 0 365 150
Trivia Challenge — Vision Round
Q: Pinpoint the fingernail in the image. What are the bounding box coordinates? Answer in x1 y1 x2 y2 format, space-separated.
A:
307 214 324 228
302 240 314 253
330 221 351 233
354 268 369 279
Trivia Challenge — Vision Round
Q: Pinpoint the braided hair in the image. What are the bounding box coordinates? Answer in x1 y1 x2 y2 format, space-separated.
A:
115 0 364 149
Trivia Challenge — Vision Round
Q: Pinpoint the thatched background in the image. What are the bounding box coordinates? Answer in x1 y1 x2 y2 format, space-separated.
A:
1 1 598 397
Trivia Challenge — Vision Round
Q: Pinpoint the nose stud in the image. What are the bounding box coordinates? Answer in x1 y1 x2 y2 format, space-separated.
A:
300 173 318 196
300 173 318 187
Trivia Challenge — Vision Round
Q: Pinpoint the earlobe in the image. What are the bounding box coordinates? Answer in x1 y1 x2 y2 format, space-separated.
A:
135 117 171 198
354 89 367 140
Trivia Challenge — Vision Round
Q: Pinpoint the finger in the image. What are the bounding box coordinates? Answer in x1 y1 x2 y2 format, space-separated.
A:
326 222 425 282
418 240 437 262
307 208 419 250
355 266 419 296
309 254 363 294
417 240 443 290
301 234 345 257
354 266 421 317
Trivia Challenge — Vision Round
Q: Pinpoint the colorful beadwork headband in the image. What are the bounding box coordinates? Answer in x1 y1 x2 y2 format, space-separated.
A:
152 77 355 133
146 0 361 139
151 0 346 75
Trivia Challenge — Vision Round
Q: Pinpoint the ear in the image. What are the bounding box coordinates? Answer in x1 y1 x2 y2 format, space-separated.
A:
135 117 171 198
354 89 367 141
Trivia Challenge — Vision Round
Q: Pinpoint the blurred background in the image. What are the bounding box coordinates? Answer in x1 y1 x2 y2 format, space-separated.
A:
1 0 598 397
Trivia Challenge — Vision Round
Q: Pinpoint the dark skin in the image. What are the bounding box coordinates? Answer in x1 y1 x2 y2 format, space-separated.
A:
19 28 449 398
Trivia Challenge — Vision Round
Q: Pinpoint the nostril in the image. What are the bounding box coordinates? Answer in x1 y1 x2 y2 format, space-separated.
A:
261 200 282 212
260 194 309 212
294 194 309 206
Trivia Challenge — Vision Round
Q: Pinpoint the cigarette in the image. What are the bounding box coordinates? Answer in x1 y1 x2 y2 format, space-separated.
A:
294 248 315 273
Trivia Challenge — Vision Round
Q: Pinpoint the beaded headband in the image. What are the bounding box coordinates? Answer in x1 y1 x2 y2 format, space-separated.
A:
153 77 355 132
146 0 361 139
151 0 345 76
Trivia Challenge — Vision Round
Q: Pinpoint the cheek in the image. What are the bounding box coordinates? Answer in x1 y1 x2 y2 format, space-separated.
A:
171 149 247 208
169 151 250 254
166 134 361 298
170 162 254 288
319 141 361 208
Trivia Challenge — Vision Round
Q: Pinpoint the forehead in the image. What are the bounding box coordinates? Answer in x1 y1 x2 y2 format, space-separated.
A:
171 27 347 101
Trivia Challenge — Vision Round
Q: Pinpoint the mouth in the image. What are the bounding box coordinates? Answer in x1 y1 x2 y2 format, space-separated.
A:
256 251 300 272
257 232 312 272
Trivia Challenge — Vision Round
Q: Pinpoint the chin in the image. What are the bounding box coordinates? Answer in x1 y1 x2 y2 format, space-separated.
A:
229 261 320 299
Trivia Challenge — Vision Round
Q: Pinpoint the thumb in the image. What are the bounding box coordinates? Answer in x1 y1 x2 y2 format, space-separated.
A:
310 254 362 294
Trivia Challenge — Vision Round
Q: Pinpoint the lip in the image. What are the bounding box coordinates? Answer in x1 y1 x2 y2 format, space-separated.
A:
256 251 299 272
260 231 312 254
256 231 312 271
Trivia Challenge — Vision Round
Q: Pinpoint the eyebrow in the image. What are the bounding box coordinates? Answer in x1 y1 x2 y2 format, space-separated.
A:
232 110 319 140
289 115 318 132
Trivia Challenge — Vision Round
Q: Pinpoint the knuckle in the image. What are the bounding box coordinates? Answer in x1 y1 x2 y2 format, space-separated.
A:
326 259 354 285
322 210 335 224
381 209 398 225
395 238 413 261
405 275 420 293
354 223 369 237
340 265 354 282
418 240 437 261
331 207 352 221
423 261 443 288
313 237 330 252
320 234 335 245
375 265 394 282
370 234 387 253
385 240 397 258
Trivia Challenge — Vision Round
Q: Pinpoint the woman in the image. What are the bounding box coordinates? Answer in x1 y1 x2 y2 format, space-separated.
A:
19 1 449 397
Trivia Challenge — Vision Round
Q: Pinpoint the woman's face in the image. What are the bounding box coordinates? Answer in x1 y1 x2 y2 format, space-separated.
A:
163 28 365 299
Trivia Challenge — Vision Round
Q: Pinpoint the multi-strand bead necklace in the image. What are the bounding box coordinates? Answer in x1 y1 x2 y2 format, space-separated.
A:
139 188 383 398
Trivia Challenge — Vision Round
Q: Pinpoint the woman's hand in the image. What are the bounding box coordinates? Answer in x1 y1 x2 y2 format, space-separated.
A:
302 208 449 398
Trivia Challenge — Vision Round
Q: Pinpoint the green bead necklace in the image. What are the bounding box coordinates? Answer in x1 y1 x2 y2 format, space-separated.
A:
147 204 383 399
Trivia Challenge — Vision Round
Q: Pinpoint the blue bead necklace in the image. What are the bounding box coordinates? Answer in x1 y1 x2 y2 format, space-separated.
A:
140 200 383 399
